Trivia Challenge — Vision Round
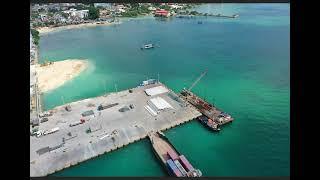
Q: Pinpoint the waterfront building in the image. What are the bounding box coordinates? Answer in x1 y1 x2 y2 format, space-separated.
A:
155 9 170 17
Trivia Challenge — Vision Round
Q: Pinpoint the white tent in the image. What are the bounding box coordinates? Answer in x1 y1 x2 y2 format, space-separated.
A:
145 86 169 96
148 97 173 112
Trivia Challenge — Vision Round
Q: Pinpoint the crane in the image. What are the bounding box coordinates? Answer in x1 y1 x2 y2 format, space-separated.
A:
187 69 208 92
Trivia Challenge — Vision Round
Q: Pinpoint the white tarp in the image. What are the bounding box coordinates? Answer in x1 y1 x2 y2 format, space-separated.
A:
149 97 173 111
144 105 157 116
145 86 169 96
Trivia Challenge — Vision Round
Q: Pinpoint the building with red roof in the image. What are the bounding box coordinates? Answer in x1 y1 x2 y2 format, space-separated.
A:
154 9 170 17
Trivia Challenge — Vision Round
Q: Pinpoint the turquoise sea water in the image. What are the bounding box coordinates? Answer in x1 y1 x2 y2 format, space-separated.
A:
39 4 290 176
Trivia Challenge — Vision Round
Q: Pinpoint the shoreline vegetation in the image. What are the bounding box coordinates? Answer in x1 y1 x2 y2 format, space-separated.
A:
35 13 238 35
36 59 89 93
31 29 40 45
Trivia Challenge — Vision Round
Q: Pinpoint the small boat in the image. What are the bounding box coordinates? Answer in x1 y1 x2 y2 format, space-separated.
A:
141 44 155 50
198 115 220 131
233 14 239 18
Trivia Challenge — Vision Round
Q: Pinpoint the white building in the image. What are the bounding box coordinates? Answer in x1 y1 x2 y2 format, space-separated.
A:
94 3 111 8
63 9 89 19
118 8 126 13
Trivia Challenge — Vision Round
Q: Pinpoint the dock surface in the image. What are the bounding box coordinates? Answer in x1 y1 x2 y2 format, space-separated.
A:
30 82 201 176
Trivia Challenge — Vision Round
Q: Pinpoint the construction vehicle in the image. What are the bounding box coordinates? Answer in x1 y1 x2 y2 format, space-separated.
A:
43 127 60 135
97 103 119 111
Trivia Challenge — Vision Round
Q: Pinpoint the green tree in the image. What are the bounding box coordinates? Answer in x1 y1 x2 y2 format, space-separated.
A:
48 8 58 13
31 13 39 19
87 6 100 20
130 3 139 8
152 3 161 7
190 11 198 15
61 12 69 19
31 29 40 45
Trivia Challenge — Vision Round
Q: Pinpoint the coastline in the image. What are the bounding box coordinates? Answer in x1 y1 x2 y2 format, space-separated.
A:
35 59 89 93
36 21 121 35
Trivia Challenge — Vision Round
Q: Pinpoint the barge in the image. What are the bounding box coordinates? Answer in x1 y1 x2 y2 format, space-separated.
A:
178 70 234 131
198 115 220 131
148 131 202 177
180 89 234 130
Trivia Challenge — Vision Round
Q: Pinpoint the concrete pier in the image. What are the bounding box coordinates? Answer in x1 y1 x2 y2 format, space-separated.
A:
30 82 202 176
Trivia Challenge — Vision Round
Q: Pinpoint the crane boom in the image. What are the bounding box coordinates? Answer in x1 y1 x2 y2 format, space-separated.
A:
188 70 207 91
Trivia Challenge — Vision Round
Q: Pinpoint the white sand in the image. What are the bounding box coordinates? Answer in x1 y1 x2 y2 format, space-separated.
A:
36 21 120 35
36 59 88 93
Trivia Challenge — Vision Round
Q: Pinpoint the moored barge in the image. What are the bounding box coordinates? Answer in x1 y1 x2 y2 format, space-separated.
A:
148 131 202 177
180 89 234 131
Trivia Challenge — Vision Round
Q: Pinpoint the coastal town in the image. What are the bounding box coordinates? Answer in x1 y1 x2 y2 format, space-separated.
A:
31 3 195 30
30 3 235 177
31 3 239 34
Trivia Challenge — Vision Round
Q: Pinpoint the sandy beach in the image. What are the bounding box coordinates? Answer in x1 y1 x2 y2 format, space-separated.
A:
36 21 121 35
36 59 88 93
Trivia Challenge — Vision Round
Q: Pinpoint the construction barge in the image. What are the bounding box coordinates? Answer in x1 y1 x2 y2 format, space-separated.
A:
179 70 234 131
180 89 234 131
148 131 202 177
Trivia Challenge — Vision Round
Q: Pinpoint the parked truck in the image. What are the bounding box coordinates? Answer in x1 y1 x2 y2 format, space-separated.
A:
43 127 60 136
97 103 119 111
69 119 85 127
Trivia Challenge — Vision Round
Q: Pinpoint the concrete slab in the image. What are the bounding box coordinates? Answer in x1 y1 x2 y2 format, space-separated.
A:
30 82 201 176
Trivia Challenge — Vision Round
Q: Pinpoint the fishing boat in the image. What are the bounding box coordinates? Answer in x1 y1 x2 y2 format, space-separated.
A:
148 131 202 177
141 43 155 50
